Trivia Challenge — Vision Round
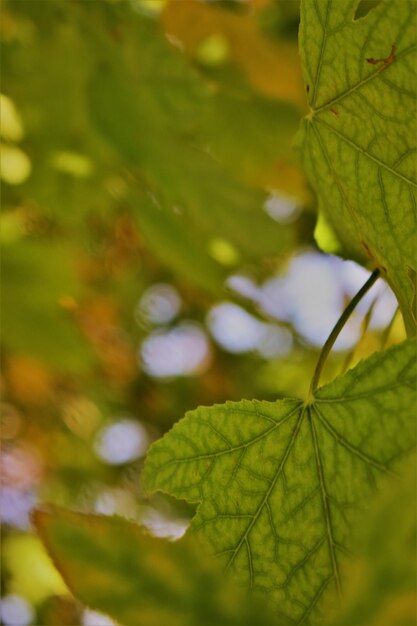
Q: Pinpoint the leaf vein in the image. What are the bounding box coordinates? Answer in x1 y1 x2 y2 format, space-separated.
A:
314 43 417 114
314 117 417 186
313 403 393 475
309 407 341 598
224 409 305 575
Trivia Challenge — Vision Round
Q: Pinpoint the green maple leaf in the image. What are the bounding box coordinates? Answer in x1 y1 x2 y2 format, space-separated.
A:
296 0 417 335
143 339 416 624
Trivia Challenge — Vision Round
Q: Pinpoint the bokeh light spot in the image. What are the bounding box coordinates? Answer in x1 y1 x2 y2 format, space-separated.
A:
94 419 150 465
208 238 239 266
196 34 230 67
94 488 137 518
0 95 24 142
51 151 93 178
264 191 301 224
136 283 181 326
62 397 101 439
129 0 167 17
0 488 37 530
0 144 31 185
257 326 293 359
140 508 189 541
208 303 265 354
1 444 43 490
0 595 33 626
259 252 364 350
140 323 211 378
226 274 259 301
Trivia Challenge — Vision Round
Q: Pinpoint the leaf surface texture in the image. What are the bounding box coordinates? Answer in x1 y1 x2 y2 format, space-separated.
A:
297 0 417 334
144 340 417 623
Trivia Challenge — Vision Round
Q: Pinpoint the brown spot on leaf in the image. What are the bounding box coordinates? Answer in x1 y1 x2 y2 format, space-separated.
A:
330 107 339 117
366 44 396 68
306 84 310 93
361 240 374 259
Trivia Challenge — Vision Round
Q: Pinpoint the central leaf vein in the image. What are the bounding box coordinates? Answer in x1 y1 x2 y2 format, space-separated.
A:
225 409 306 573
314 117 417 187
308 408 342 598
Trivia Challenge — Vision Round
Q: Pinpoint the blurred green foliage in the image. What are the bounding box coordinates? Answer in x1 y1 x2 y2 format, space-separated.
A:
1 0 415 625
328 456 417 626
34 506 278 626
0 1 310 622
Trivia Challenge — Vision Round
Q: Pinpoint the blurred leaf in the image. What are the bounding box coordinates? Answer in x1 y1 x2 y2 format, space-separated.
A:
3 2 413 624
329 456 416 625
2 0 305 297
161 0 305 107
38 596 82 626
257 0 301 41
130 192 226 296
144 339 416 623
3 533 68 604
34 507 278 626
297 0 417 335
1 240 93 370
86 4 301 272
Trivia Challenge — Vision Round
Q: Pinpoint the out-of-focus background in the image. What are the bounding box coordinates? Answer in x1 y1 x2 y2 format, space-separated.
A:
0 1 408 624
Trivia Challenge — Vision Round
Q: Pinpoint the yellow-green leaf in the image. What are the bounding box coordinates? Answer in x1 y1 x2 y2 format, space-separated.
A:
144 339 416 623
297 0 417 335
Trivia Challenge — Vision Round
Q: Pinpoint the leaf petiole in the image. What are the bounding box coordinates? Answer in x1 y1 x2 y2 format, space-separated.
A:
340 294 379 375
307 268 380 400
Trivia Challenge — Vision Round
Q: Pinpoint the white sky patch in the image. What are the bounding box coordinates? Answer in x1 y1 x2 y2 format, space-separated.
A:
140 508 189 541
226 274 260 301
208 303 294 358
207 303 265 353
228 253 390 351
339 259 398 328
83 609 117 626
0 488 37 530
0 595 33 626
94 489 138 518
259 252 364 350
94 419 150 465
140 323 211 378
259 276 292 322
257 326 293 359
